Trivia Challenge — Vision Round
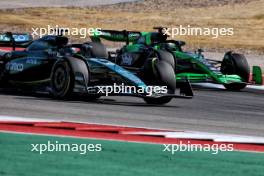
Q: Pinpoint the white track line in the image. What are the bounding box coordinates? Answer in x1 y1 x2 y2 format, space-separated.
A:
0 115 57 122
247 85 264 90
192 83 264 90
121 131 264 144
192 83 225 89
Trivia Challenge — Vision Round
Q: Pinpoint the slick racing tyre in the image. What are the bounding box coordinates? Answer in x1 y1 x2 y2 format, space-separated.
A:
155 50 175 70
221 51 250 90
143 52 176 105
223 83 248 91
50 60 74 98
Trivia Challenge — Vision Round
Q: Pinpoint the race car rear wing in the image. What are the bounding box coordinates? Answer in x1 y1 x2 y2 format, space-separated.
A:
0 32 33 50
91 29 141 44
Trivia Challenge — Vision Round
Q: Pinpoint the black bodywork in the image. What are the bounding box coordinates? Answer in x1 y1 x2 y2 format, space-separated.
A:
0 33 193 104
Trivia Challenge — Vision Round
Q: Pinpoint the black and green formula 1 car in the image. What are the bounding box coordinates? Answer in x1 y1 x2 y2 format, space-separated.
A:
91 28 251 90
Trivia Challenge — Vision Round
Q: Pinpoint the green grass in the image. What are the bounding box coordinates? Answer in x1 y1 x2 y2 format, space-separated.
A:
0 132 264 176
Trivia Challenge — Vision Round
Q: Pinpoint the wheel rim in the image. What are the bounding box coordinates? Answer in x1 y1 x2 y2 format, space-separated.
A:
53 65 69 92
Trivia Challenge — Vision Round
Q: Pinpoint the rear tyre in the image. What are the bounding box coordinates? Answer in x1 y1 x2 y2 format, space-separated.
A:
155 50 175 69
50 60 74 98
221 52 249 90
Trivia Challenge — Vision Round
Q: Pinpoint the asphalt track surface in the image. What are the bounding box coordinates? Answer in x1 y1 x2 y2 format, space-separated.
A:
0 86 263 137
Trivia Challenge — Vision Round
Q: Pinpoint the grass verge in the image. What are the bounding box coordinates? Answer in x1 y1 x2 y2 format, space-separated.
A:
0 132 264 176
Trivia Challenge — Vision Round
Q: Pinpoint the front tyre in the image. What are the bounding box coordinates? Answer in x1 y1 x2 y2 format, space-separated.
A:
50 60 74 98
223 83 247 91
143 58 176 105
221 51 249 90
143 95 173 105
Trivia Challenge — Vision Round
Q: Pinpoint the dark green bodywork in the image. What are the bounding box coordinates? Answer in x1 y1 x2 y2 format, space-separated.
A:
92 30 244 85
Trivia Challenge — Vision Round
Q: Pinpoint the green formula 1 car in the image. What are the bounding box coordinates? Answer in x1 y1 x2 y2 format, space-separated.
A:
91 28 250 90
